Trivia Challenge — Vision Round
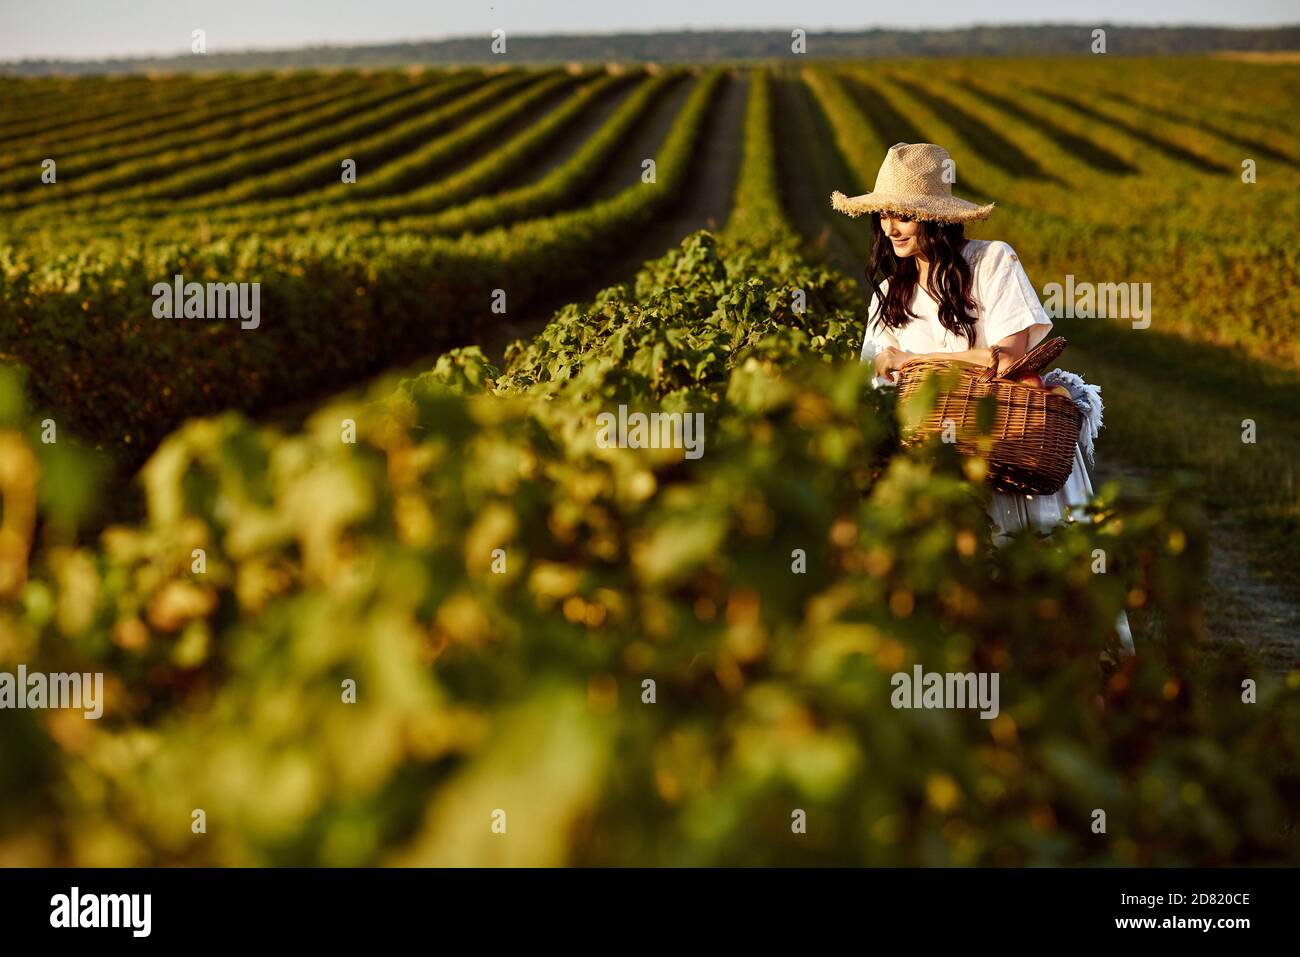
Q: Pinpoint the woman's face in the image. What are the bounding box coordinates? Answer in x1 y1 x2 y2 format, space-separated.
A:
879 213 922 258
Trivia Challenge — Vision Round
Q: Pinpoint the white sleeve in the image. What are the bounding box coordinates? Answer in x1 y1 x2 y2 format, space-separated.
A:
979 241 1053 350
860 292 902 388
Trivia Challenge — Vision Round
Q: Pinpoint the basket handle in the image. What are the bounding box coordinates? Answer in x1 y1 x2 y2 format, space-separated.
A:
999 336 1067 380
975 336 1067 383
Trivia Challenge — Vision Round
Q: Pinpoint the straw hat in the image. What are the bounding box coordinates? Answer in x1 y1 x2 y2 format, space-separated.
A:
831 142 995 224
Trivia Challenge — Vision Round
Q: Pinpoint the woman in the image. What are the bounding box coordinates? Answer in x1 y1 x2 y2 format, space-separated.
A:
831 142 1134 655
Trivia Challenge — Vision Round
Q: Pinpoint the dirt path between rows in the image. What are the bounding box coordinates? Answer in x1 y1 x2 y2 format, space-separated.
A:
1094 463 1300 670
1204 522 1300 670
770 72 872 288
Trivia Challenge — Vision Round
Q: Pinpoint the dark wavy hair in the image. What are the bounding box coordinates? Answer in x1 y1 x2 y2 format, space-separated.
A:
866 214 979 347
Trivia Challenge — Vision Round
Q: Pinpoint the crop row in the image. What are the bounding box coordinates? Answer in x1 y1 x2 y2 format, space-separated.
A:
1008 72 1239 174
8 71 488 212
0 74 168 125
0 72 369 191
40 69 578 218
799 68 888 195
0 72 274 148
372 70 687 238
206 69 586 207
0 73 299 166
174 69 551 207
0 69 725 460
182 70 642 232
722 68 796 243
0 74 193 138
9 68 679 244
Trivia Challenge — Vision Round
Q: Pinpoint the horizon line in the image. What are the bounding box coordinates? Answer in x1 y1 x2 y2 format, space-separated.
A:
5 19 1299 67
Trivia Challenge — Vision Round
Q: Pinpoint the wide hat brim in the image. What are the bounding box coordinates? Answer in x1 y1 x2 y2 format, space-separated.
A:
830 189 995 224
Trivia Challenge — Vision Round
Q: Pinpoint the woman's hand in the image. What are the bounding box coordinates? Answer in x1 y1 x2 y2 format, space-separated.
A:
881 331 1031 378
923 336 1027 376
991 330 1032 376
873 346 913 379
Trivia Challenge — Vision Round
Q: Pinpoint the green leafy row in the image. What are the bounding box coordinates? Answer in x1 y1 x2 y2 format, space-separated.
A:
182 70 585 210
17 67 676 241
5 71 480 211
373 69 687 237
0 72 271 150
722 68 797 244
0 73 366 192
800 67 887 195
0 69 725 461
227 69 641 231
0 72 298 171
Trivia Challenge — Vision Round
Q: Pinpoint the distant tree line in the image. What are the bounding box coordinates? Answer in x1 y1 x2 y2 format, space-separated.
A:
4 23 1299 75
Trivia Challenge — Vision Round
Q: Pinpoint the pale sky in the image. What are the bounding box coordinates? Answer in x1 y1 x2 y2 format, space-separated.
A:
1 0 1295 61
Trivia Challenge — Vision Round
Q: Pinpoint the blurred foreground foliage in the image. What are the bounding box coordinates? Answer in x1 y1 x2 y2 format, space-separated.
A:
1 231 1297 866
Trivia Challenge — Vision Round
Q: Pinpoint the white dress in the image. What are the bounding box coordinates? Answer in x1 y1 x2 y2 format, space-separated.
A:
860 239 1135 654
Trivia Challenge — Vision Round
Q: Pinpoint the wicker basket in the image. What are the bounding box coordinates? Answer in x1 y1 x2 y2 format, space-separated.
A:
894 336 1082 495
